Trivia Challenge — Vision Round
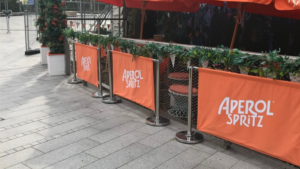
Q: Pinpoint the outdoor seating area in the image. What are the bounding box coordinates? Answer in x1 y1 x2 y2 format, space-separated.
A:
1 0 300 168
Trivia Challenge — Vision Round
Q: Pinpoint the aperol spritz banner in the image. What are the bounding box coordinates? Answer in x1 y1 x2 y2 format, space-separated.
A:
197 68 300 166
75 43 98 87
112 51 155 111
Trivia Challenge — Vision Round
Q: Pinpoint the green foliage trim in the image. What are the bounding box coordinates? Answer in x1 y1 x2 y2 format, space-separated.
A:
63 28 300 81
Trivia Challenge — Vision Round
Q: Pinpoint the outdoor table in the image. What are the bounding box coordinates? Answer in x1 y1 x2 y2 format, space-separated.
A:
168 84 197 118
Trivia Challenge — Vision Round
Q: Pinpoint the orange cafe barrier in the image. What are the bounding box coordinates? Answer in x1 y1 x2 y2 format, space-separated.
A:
75 43 98 87
197 68 300 166
112 51 155 111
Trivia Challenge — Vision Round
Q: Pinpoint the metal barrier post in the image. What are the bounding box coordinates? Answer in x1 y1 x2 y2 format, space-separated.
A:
146 60 170 126
92 45 108 98
80 0 83 32
68 40 82 84
175 66 204 144
102 50 121 104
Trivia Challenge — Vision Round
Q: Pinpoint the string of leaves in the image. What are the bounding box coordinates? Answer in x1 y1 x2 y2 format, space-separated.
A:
64 28 300 81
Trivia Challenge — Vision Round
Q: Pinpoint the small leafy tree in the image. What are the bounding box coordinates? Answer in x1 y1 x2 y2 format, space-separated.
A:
45 0 67 54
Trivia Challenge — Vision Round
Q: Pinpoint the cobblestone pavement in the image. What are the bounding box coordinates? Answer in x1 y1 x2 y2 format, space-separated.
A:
0 20 298 169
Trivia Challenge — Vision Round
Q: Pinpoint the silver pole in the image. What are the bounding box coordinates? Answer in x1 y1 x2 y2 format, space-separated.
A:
125 21 127 37
187 66 193 137
6 16 10 34
146 59 170 126
97 20 100 34
118 7 121 35
91 45 108 98
67 40 82 84
24 8 28 51
80 0 83 32
26 6 30 50
102 50 121 104
175 66 204 144
155 60 160 123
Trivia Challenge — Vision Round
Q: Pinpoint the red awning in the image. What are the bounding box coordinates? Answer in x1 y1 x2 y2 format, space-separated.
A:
125 0 200 12
95 0 123 7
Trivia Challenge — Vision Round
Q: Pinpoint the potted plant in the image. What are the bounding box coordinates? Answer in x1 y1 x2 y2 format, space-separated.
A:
45 0 67 75
35 0 49 64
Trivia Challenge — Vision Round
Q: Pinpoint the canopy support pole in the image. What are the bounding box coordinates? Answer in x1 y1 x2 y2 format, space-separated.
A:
230 3 244 49
139 2 146 39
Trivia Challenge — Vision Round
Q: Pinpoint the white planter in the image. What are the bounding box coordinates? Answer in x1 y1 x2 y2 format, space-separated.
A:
40 45 50 64
46 52 65 75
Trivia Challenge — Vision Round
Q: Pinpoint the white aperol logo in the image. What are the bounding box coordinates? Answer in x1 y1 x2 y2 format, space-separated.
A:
122 70 143 88
218 97 274 128
289 0 300 7
81 56 91 71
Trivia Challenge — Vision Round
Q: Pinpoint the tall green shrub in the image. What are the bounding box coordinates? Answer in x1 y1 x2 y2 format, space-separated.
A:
35 0 48 46
45 0 67 54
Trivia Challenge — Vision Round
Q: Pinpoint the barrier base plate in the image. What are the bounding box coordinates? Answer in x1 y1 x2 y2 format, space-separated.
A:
176 131 204 144
67 78 82 84
91 92 109 98
146 116 170 126
102 96 121 104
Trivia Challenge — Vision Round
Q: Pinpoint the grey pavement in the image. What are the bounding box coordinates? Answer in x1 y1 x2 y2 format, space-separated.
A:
0 16 299 169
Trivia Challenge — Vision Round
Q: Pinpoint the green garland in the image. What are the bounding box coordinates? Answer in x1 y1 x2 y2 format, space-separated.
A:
64 28 300 81
44 0 67 54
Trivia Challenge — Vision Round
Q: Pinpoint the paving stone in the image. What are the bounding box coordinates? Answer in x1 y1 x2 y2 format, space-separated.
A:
87 102 112 111
6 150 16 154
231 161 260 169
24 139 99 169
22 144 32 149
201 152 239 169
86 131 149 158
0 122 49 139
137 125 165 135
192 143 218 155
193 164 213 169
33 128 100 153
0 137 8 141
89 121 145 144
91 115 134 132
0 92 32 100
1 106 51 119
141 140 192 166
0 152 7 157
30 142 39 146
89 108 121 120
40 108 95 125
221 144 257 161
244 153 282 169
6 164 31 169
0 148 43 169
14 147 24 151
156 148 211 169
118 158 156 169
15 96 58 105
44 153 98 169
82 143 152 169
38 117 97 137
0 134 44 153
0 97 25 105
0 102 20 109
8 99 57 111
138 128 176 148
